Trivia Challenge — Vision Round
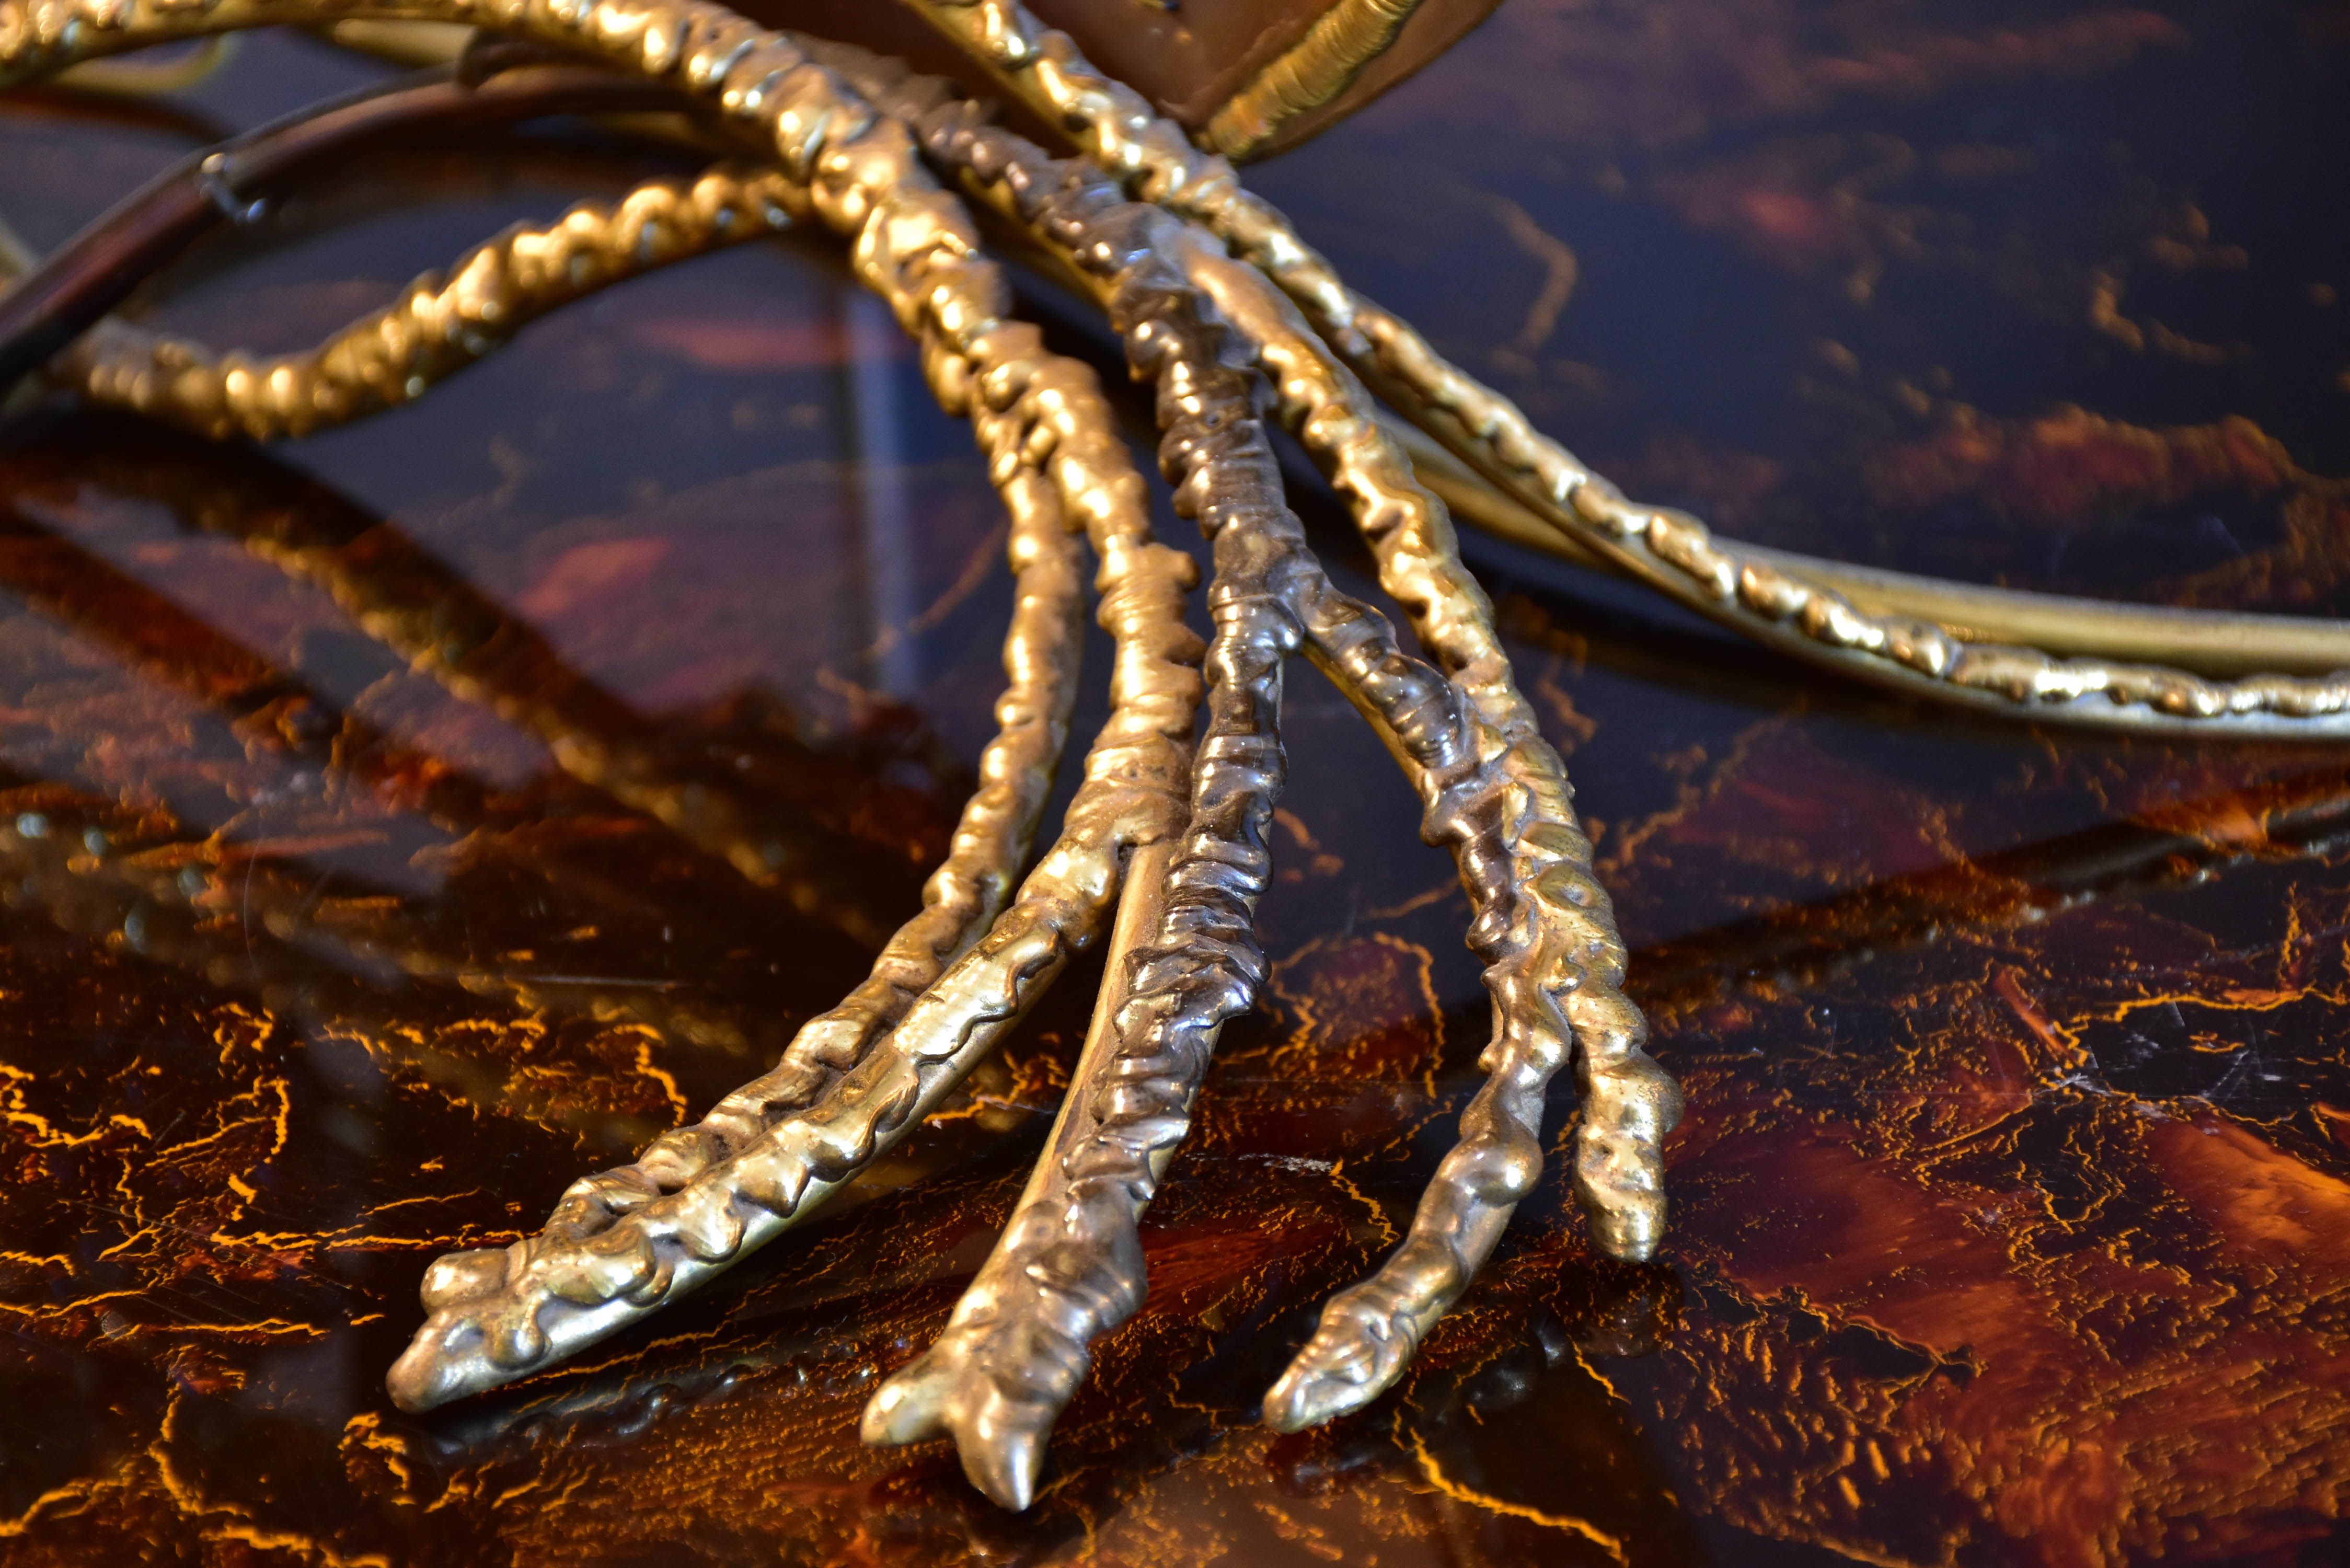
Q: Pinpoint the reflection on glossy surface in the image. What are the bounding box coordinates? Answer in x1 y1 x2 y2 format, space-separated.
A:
2 5 2348 1563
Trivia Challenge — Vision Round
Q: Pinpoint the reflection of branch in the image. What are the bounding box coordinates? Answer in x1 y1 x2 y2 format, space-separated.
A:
1628 764 2350 1022
0 79 228 143
1490 197 1578 359
0 499 789 1054
0 502 499 828
54 33 242 96
0 61 942 947
0 209 31 278
0 413 921 948
0 769 733 1121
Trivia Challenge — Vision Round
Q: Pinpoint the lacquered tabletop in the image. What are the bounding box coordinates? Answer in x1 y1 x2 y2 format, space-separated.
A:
2 4 2347 1563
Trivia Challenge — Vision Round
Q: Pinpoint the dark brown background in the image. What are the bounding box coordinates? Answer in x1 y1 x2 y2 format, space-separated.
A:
2 3 2347 1563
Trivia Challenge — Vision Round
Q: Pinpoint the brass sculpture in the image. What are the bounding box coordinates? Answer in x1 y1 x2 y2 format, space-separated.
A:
2 0 2344 1515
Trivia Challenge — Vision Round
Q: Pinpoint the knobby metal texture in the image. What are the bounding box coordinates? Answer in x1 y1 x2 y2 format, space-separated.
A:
835 78 1675 1495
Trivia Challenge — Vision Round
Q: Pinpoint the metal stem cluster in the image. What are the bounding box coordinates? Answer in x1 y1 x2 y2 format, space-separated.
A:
3 0 2336 1512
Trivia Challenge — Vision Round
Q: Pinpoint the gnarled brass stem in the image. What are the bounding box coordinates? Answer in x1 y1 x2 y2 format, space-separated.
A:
827 70 1672 1488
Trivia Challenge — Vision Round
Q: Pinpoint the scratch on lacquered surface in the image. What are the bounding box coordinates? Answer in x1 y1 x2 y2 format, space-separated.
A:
2 3 2349 1564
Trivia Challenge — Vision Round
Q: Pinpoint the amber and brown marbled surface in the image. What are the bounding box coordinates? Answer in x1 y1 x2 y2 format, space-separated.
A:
3 4 2349 1563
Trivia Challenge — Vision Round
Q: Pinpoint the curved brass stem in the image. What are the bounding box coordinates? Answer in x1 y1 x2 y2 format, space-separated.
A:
1399 422 2350 682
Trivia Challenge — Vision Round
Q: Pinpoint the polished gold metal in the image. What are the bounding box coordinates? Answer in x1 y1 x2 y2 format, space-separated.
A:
861 836 1177 1506
697 56 1665 1496
1165 236 1676 1428
838 146 1338 1504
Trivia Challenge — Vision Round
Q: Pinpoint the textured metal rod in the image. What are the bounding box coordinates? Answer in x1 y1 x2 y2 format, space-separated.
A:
307 12 1201 1411
58 162 807 438
831 79 1674 1464
1160 236 1677 1427
879 239 1294 1503
849 163 1315 1503
385 473 1177 1414
899 0 2350 739
386 493 1195 1410
1398 423 2350 682
379 481 1189 1390
859 834 1174 1505
818 37 1674 1425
